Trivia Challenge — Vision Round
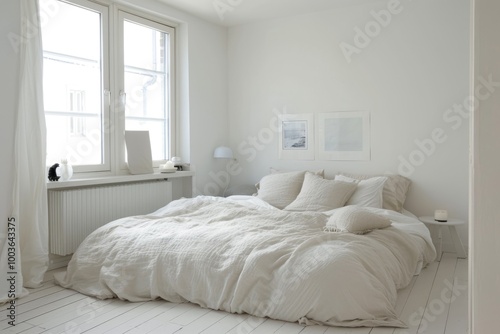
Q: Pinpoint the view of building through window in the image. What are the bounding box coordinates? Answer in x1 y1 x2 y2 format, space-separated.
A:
42 0 104 168
124 20 170 162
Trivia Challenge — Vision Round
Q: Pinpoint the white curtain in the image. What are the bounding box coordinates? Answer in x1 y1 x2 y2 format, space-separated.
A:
0 0 48 303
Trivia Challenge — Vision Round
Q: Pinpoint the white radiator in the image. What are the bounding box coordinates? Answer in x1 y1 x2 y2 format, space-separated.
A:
48 180 172 256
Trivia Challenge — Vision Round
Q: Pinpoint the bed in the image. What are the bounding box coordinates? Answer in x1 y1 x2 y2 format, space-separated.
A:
54 171 436 328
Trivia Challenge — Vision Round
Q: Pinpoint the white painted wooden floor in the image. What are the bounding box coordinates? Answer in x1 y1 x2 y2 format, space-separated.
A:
1 253 467 334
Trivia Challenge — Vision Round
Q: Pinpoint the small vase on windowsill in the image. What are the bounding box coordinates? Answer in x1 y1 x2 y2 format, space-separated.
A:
57 159 73 181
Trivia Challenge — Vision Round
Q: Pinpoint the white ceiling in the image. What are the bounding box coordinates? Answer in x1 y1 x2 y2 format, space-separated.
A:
157 0 378 27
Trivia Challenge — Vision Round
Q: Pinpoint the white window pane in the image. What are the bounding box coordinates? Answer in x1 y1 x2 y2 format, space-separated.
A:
41 0 105 168
43 58 101 113
123 18 170 162
41 0 100 61
124 71 166 119
46 114 102 165
124 21 166 72
125 119 166 161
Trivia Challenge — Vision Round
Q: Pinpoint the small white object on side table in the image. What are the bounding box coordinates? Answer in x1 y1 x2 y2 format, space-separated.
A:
419 216 467 261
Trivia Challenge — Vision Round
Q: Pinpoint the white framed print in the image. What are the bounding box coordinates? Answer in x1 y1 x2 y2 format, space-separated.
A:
278 113 314 160
317 111 370 161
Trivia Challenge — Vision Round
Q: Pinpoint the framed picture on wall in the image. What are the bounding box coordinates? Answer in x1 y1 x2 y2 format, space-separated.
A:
278 113 314 160
317 111 370 161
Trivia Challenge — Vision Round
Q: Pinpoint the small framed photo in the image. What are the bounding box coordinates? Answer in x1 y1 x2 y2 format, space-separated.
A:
278 113 314 160
317 111 370 161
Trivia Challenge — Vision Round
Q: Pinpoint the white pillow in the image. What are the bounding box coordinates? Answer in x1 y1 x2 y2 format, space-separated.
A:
339 173 411 212
256 170 307 209
325 206 392 234
255 169 325 208
334 175 387 208
284 173 357 212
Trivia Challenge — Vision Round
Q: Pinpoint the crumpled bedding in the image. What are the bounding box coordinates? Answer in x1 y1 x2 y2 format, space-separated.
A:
55 195 436 328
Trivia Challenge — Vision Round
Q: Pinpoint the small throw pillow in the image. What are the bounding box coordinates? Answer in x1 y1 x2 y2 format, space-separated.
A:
284 173 357 212
325 206 392 234
334 175 387 208
256 170 306 209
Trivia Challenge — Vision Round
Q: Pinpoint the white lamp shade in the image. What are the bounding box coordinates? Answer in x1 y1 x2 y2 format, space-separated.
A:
214 146 233 159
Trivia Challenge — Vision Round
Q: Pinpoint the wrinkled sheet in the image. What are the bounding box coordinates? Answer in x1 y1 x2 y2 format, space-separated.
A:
55 196 436 327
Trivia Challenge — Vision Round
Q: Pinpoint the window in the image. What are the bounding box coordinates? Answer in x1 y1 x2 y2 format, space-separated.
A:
119 12 175 164
41 0 175 174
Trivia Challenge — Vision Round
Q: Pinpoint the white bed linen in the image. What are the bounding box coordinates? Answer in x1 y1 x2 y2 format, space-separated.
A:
55 196 436 328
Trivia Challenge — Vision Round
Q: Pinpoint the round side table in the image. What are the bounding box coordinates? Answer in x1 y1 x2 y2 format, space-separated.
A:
419 216 467 261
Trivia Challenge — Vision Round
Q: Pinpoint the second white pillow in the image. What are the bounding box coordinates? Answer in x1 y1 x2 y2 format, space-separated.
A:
334 175 387 208
284 172 357 212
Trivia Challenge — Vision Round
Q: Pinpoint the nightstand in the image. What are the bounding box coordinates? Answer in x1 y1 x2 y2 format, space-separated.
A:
419 216 467 261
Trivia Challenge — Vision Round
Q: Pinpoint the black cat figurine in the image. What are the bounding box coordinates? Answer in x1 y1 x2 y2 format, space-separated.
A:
48 163 60 181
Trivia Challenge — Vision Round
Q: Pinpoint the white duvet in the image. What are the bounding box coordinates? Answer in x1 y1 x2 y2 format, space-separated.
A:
55 196 436 328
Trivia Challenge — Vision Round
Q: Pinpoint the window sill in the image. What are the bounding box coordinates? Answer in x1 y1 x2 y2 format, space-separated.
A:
46 171 194 190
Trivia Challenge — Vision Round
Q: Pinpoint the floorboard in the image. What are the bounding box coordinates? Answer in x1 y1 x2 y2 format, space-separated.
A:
200 313 248 334
225 315 267 334
0 253 467 334
298 325 328 334
443 258 468 334
249 319 286 333
394 260 440 334
417 253 458 334
122 302 183 333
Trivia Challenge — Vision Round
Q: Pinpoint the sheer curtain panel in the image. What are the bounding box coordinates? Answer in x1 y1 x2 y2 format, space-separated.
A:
1 0 49 303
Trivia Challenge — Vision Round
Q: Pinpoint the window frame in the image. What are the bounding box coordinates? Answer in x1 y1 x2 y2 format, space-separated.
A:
42 0 177 177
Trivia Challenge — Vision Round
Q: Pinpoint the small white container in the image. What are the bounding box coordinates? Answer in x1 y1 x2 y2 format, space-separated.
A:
434 209 448 222
57 159 73 181
160 160 177 173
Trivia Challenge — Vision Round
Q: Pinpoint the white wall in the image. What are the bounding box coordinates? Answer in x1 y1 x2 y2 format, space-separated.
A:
227 0 470 250
183 18 228 195
471 0 500 332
